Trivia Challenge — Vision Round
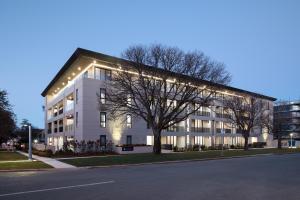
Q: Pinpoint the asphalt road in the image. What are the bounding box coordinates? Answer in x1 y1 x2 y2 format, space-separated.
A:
0 153 300 200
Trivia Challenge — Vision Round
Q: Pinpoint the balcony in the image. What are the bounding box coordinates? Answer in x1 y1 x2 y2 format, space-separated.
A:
65 102 74 112
59 126 63 132
65 124 74 132
47 129 52 134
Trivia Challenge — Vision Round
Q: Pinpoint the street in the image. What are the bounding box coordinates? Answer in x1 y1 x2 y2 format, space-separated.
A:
0 153 299 200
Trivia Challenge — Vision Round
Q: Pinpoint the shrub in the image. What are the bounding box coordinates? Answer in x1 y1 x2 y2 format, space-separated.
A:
251 142 266 148
173 146 178 152
200 145 206 151
193 144 200 151
32 149 53 157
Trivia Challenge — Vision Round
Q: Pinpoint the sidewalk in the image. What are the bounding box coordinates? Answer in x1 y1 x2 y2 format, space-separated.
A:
17 151 76 169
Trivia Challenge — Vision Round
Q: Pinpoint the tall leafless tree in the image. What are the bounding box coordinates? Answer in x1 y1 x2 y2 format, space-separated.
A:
223 96 270 150
99 44 232 154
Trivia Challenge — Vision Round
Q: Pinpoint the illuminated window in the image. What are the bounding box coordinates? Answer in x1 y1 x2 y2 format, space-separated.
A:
100 88 106 104
100 112 106 128
126 114 132 128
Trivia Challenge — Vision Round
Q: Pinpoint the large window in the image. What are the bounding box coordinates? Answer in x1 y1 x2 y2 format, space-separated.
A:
100 135 106 147
126 114 132 128
100 112 106 128
100 88 106 104
95 67 112 81
76 89 79 104
75 112 78 127
126 135 132 145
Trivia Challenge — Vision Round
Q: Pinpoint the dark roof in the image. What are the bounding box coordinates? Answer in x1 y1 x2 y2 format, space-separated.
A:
41 48 276 101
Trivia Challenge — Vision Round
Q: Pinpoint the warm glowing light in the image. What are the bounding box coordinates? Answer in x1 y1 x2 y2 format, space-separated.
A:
68 77 71 80
57 87 60 90
62 82 65 85
77 67 81 70
93 60 96 64
72 72 76 76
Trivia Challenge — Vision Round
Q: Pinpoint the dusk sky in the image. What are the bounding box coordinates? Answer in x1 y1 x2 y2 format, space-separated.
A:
0 0 299 128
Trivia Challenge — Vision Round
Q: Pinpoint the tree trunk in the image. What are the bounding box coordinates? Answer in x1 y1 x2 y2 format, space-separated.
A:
153 129 161 154
244 136 249 150
243 131 250 151
277 135 282 149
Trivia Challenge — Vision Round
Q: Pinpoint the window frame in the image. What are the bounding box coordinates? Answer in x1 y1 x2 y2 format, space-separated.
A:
100 112 106 128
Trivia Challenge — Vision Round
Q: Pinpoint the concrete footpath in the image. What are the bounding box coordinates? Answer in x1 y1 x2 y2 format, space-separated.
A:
17 151 76 169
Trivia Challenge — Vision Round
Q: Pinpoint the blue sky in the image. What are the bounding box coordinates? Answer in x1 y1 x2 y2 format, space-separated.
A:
0 0 299 128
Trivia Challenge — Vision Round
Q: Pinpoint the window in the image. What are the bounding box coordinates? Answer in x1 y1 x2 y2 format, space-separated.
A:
126 135 132 145
95 67 101 80
105 69 112 80
76 112 78 127
126 114 132 128
95 67 112 81
100 88 106 104
100 135 106 146
100 112 106 127
127 94 132 106
83 71 88 78
76 89 79 104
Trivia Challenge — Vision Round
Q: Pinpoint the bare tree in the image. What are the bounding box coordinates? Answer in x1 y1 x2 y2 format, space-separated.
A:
273 101 289 149
223 96 270 150
99 44 231 154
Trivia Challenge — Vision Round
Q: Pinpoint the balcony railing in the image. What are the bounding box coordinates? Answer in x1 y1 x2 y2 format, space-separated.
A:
190 127 211 133
216 113 232 119
166 126 186 132
194 111 210 117
216 128 233 134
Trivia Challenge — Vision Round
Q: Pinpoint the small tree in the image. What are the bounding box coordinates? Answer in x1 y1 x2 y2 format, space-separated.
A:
0 89 16 143
99 44 231 154
223 96 270 150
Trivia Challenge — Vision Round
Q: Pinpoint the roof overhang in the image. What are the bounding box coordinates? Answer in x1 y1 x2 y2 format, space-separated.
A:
41 48 277 101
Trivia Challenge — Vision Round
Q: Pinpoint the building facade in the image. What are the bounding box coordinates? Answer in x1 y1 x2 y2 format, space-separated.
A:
274 100 300 147
42 48 276 151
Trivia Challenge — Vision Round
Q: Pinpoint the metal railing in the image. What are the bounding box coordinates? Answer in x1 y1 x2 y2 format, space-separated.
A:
190 127 211 133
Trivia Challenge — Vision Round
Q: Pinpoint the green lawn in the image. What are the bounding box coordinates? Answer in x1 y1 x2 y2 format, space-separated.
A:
0 161 52 170
0 151 27 161
60 148 300 167
0 152 52 170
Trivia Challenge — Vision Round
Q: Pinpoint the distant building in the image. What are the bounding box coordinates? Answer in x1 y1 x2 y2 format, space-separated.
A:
274 100 300 147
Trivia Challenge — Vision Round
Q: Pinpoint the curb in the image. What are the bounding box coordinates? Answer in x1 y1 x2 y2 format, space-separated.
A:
0 168 55 173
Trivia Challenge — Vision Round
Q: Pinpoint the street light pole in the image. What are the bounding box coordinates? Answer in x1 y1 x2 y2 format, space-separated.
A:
28 125 32 160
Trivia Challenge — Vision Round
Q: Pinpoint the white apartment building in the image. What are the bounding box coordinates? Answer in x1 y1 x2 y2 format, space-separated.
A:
42 48 276 151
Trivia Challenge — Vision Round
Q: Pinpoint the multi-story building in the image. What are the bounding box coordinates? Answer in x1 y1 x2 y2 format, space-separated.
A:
41 48 276 151
274 100 300 147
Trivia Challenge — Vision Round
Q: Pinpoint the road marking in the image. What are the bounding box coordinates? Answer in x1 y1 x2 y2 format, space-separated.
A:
0 180 115 197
